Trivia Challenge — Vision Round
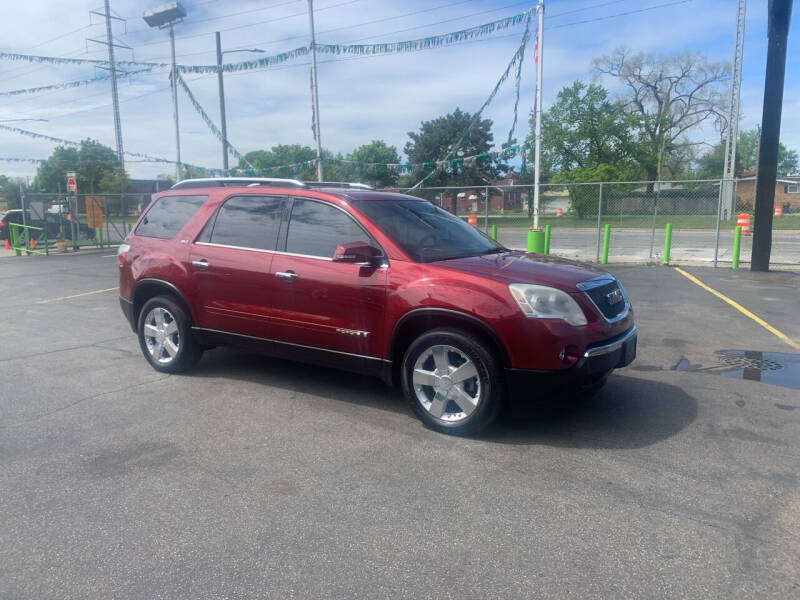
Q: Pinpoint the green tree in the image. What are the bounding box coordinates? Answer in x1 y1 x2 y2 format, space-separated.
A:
552 164 630 219
404 108 504 190
593 47 729 181
527 81 639 181
346 140 401 188
31 139 128 194
0 174 23 209
239 144 318 180
696 128 799 178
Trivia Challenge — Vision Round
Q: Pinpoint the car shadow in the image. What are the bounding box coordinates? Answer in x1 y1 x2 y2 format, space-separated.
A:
483 374 698 449
188 347 409 416
188 349 697 450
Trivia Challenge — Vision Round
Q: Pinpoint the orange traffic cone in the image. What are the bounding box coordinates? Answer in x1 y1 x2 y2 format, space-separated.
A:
4 238 9 250
30 238 36 249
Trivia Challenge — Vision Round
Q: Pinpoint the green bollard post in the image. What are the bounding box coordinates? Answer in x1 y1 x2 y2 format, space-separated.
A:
98 227 103 249
662 223 672 265
732 226 741 269
527 229 546 253
601 224 610 264
490 223 497 241
544 224 551 255
127 223 132 234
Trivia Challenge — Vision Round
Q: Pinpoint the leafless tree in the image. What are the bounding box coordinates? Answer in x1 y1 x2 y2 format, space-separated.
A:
593 47 730 181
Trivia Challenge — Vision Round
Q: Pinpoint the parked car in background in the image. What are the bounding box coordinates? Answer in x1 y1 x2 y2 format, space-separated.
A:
0 209 92 241
118 178 636 435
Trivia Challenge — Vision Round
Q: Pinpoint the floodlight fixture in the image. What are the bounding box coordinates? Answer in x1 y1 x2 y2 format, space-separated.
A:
142 2 186 29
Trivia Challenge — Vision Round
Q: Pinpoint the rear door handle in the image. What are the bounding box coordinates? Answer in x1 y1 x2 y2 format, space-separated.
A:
192 259 210 270
275 271 299 280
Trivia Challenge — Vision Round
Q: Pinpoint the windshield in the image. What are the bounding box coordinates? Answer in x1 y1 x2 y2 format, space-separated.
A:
351 199 505 263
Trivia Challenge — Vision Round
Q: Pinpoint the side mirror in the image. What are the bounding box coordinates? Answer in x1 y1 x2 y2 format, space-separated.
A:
332 241 381 265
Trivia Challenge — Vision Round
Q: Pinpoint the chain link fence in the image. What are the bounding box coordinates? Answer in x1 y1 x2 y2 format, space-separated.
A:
18 193 148 248
413 179 800 266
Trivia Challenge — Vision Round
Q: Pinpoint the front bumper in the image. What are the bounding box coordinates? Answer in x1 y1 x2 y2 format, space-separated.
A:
505 325 637 396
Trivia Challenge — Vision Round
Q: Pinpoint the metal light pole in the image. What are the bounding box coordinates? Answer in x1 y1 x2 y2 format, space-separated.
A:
216 32 264 175
532 1 544 230
143 2 187 182
308 0 324 181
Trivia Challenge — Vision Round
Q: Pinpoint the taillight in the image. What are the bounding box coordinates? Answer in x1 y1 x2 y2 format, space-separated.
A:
0 221 5 227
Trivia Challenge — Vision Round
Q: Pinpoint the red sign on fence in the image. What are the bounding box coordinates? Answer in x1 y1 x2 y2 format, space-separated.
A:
66 172 77 195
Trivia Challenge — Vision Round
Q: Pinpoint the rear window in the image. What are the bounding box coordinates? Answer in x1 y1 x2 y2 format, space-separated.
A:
136 195 206 239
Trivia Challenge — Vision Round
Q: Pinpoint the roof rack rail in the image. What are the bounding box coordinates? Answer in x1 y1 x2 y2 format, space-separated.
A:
303 181 374 190
170 177 306 190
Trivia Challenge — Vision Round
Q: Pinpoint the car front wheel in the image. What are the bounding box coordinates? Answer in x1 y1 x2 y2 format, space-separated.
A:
401 328 502 436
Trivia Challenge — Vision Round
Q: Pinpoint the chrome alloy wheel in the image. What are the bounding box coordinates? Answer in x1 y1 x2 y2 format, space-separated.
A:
412 344 481 422
143 306 180 365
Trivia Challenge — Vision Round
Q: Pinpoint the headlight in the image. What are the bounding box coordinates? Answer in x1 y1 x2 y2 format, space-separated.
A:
508 283 588 326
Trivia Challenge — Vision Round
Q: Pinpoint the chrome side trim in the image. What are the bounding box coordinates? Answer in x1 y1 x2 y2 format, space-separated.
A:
195 241 275 254
583 326 637 359
191 327 389 362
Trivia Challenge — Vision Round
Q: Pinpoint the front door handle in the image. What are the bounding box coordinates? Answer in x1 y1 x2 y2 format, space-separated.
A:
275 270 299 280
192 259 210 270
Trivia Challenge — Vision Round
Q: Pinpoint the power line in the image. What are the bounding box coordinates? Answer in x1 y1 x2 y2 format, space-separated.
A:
122 0 365 50
548 0 696 30
159 0 482 61
122 0 302 37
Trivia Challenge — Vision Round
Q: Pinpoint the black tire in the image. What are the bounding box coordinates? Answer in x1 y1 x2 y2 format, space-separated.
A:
401 328 502 436
137 295 202 374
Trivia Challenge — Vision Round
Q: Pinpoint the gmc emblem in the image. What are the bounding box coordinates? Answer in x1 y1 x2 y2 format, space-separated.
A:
605 289 624 305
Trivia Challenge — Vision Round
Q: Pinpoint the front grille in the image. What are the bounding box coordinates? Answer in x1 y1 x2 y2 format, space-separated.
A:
583 280 627 321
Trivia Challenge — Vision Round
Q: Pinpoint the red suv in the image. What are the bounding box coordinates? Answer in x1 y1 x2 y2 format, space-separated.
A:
118 179 636 435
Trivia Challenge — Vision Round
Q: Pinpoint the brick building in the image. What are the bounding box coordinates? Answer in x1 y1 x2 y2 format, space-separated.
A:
736 171 800 212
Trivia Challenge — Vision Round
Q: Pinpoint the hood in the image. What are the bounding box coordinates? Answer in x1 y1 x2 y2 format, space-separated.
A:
434 251 609 291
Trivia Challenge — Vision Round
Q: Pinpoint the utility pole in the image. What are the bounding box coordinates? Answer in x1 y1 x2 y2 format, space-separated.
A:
308 0 324 181
169 25 182 182
721 0 746 218
216 32 229 175
215 35 263 175
88 3 130 170
752 0 793 271
103 0 124 169
532 1 544 230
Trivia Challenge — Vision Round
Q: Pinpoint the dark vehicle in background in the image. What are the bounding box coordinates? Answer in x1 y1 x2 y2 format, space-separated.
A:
0 209 92 241
118 178 636 436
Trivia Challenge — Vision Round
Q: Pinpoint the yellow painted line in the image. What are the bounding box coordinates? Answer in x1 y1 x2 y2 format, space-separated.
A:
674 267 800 351
37 287 118 304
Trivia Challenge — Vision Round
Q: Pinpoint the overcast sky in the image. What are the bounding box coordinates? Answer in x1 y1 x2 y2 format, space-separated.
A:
0 0 797 181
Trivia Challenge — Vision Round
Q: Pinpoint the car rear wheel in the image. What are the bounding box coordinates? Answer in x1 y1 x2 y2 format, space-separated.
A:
137 295 202 373
401 328 501 436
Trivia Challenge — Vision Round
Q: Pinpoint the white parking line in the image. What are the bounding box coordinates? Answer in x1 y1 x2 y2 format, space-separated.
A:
36 287 118 304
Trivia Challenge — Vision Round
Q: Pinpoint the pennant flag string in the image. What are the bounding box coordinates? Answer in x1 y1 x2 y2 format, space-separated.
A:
0 68 154 97
405 12 534 192
0 123 217 172
175 72 253 168
0 9 532 75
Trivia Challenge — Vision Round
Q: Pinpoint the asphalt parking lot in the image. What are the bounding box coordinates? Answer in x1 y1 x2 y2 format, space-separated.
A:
1 251 799 598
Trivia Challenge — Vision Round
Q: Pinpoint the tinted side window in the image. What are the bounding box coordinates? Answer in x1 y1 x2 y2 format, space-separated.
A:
285 199 371 258
206 195 284 250
136 195 206 239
